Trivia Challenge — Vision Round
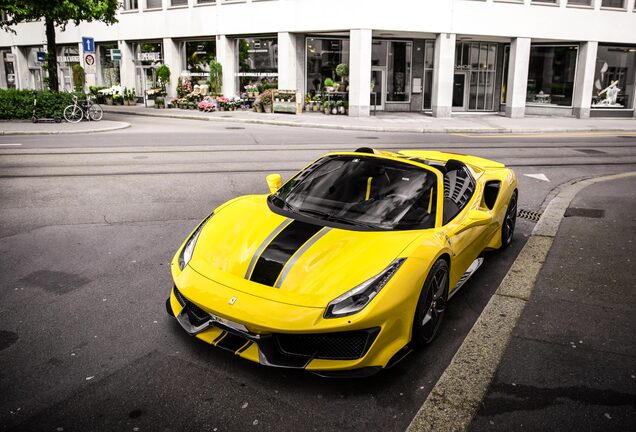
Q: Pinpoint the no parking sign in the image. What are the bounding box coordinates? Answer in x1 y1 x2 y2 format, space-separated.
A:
84 53 96 74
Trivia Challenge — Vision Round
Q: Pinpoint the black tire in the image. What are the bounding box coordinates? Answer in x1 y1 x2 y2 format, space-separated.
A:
32 117 38 123
501 191 518 249
412 258 449 347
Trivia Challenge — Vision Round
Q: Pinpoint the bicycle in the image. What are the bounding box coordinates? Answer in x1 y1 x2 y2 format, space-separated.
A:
63 95 103 123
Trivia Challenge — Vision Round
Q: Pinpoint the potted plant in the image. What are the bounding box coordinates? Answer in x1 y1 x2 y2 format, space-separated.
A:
155 97 165 108
331 102 338 115
304 94 311 111
324 78 336 93
260 90 273 113
336 100 345 114
311 94 321 112
336 63 349 92
156 64 171 96
208 59 223 96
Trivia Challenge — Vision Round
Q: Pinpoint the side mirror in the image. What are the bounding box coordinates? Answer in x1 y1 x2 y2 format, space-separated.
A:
454 209 492 235
266 173 282 193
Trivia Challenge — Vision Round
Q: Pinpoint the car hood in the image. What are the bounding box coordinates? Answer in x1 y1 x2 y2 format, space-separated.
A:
187 195 425 307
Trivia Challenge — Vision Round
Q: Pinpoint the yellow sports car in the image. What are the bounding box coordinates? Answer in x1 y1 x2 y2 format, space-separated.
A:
166 148 517 377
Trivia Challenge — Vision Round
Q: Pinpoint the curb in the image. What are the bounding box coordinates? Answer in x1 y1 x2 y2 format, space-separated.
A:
102 108 636 134
0 121 131 136
406 171 636 432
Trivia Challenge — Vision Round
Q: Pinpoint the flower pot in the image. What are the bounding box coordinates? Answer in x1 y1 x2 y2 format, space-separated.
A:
105 97 113 105
264 105 272 113
338 106 345 114
305 104 311 112
331 107 338 115
255 104 263 113
312 105 319 112
219 106 225 111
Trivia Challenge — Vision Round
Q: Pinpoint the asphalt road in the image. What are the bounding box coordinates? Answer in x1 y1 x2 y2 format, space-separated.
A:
0 115 634 431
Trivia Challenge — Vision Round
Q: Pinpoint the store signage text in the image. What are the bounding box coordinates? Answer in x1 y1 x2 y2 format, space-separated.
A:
455 65 470 70
57 55 80 63
5 53 15 61
235 72 278 77
137 52 161 61
182 72 210 77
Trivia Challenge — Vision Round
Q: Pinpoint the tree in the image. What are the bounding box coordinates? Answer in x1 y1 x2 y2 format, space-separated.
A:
0 0 119 92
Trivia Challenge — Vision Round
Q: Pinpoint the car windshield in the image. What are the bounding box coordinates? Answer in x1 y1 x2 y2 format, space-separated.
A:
269 155 437 230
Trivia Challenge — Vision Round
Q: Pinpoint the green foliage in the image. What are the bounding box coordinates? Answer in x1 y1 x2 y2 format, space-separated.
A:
72 63 85 92
156 64 171 89
262 81 278 90
0 0 119 30
324 78 335 88
335 63 349 78
208 59 223 95
0 89 80 119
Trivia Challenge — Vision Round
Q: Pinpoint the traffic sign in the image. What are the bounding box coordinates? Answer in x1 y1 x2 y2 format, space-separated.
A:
110 49 121 60
36 51 46 62
84 53 96 74
82 37 95 53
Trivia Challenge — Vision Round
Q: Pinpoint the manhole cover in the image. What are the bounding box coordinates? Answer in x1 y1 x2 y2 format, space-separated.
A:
225 127 245 130
574 148 606 155
518 209 542 223
356 136 379 139
564 207 605 218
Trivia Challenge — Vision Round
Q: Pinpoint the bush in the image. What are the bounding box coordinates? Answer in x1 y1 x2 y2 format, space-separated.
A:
72 64 86 92
0 89 81 119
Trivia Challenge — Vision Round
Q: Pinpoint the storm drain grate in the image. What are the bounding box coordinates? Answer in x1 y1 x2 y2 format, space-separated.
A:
225 126 245 130
518 209 542 222
356 136 379 139
564 207 605 218
574 148 606 155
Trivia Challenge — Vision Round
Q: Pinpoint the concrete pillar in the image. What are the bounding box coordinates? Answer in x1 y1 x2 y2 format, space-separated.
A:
505 37 531 118
573 41 598 119
119 40 136 93
431 33 456 118
277 32 305 98
217 35 237 97
348 29 372 117
162 37 181 98
12 46 30 90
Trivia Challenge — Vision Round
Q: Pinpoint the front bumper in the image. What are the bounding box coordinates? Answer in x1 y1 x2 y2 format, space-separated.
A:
167 285 383 375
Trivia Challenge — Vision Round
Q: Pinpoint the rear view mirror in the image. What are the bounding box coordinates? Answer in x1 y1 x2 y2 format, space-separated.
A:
266 174 283 193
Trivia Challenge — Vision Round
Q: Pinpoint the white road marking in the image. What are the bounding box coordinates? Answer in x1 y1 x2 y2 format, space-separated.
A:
524 173 550 182
0 143 22 146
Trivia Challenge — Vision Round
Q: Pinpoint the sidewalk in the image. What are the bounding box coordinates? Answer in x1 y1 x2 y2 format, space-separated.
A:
469 176 636 431
0 120 130 135
103 104 636 134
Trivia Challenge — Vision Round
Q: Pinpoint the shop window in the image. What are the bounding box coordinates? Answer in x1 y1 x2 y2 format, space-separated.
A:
306 38 349 97
387 41 412 103
591 46 636 110
601 0 625 8
183 40 215 82
1 50 17 89
133 42 163 97
98 42 121 87
371 41 387 67
455 41 497 111
146 0 162 9
526 45 577 107
122 0 139 9
423 40 435 110
567 0 592 6
237 37 278 93
57 45 80 92
171 0 187 5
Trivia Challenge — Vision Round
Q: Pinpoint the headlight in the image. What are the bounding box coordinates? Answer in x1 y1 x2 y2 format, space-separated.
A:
324 258 406 318
178 214 213 270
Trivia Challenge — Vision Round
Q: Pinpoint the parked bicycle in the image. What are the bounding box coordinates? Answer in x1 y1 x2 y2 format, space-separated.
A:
63 95 103 123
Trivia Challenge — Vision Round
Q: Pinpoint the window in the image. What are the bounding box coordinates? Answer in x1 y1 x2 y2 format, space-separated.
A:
567 0 592 5
196 0 215 3
306 38 349 97
423 40 435 110
456 41 498 111
443 162 475 225
183 40 215 78
238 37 278 92
526 45 578 107
387 41 412 102
146 0 162 9
591 46 636 110
122 0 138 9
532 0 557 4
98 43 120 87
601 0 625 8
170 0 187 5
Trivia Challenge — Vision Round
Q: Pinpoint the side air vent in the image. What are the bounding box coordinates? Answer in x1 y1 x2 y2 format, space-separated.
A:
354 147 375 154
483 180 501 210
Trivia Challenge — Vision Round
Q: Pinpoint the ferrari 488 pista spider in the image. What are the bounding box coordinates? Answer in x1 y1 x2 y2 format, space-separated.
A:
166 148 517 376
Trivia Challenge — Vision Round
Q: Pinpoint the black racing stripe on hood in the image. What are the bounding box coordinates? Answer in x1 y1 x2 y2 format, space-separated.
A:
249 220 323 287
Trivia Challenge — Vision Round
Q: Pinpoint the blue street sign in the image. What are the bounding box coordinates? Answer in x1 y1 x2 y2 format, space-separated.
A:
82 37 95 53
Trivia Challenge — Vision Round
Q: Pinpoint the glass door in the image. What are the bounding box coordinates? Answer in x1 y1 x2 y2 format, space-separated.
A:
452 72 467 111
371 67 386 111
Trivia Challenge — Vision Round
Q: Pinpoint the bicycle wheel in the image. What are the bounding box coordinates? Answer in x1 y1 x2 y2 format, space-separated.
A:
64 105 83 123
87 103 103 121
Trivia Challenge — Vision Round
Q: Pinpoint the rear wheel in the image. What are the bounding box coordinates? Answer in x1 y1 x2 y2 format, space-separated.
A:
412 259 449 347
501 191 518 249
63 105 83 123
87 103 103 121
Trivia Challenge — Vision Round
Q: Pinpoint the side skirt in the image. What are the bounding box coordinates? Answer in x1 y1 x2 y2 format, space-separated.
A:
448 257 484 300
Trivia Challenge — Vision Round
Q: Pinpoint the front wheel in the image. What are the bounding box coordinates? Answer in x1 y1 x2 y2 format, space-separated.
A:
87 103 103 121
64 105 83 123
412 259 449 347
501 191 518 249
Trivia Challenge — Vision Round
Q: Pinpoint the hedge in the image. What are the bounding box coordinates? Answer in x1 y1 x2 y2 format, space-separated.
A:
0 89 83 120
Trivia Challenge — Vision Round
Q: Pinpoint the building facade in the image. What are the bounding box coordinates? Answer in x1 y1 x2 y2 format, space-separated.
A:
1 0 635 118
